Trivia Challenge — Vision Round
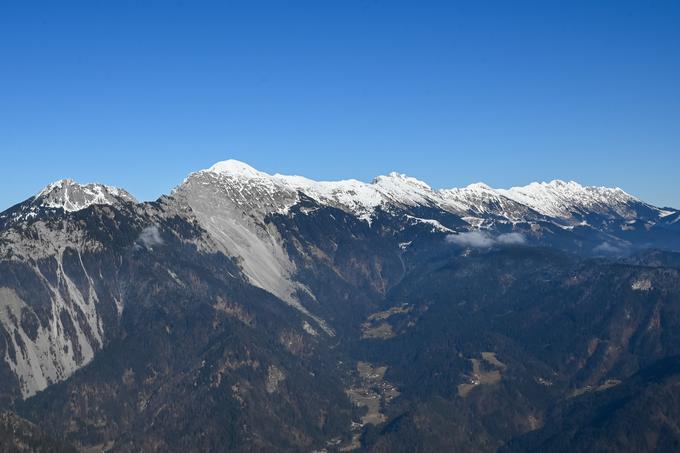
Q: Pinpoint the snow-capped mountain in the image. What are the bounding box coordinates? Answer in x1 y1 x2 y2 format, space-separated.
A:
9 163 666 233
0 179 137 228
176 159 671 228
497 180 658 220
172 163 306 313
35 179 137 212
439 183 539 223
188 160 439 221
164 159 679 323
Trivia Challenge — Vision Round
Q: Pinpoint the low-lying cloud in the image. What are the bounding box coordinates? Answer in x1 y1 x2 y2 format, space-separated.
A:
593 241 627 256
138 226 164 249
447 231 495 248
496 232 527 245
446 231 527 248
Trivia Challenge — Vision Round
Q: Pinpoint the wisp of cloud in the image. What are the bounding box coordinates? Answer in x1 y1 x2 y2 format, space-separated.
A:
446 231 527 248
593 241 627 256
138 226 164 249
496 232 527 245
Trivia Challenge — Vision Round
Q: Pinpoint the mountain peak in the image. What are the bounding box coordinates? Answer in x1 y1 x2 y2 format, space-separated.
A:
35 179 137 212
498 179 640 219
206 159 268 179
372 172 432 191
464 182 494 191
36 179 77 197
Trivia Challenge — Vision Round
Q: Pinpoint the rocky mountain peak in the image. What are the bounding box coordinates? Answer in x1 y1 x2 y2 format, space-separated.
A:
35 179 137 212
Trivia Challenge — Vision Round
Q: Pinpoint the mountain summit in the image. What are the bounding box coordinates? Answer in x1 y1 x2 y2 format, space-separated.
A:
35 179 137 212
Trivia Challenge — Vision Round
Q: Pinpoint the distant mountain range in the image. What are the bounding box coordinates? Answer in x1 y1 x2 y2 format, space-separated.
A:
1 160 679 452
7 159 678 226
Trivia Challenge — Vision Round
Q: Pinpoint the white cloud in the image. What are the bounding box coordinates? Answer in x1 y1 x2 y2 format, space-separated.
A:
447 231 527 248
138 226 164 249
446 231 495 248
593 241 625 255
496 232 526 245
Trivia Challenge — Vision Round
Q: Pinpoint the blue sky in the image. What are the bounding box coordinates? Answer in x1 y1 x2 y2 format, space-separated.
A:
1 0 679 210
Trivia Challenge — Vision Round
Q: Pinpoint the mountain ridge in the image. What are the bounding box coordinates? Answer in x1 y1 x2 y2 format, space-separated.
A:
11 159 674 224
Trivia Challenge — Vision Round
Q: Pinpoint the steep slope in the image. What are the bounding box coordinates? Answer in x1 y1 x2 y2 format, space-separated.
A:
0 181 212 401
0 411 76 452
171 163 303 311
171 160 450 334
353 247 680 452
503 356 680 452
17 205 356 451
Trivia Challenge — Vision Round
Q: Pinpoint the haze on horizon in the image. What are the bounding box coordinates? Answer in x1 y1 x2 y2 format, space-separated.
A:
1 1 679 210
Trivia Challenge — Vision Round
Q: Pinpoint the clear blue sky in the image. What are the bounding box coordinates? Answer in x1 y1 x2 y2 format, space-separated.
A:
1 0 679 210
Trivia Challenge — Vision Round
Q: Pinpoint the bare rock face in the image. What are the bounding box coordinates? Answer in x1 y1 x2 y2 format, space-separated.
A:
0 207 130 399
0 191 210 400
172 166 303 309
